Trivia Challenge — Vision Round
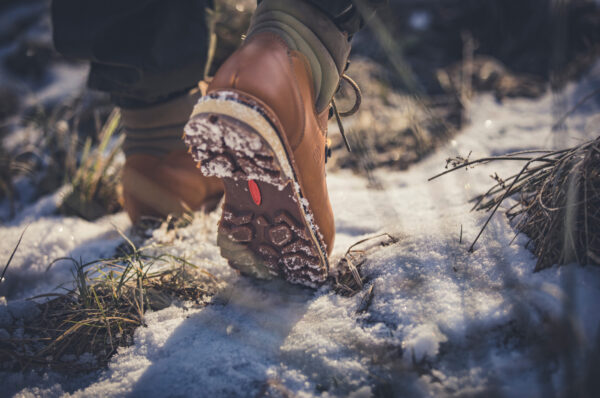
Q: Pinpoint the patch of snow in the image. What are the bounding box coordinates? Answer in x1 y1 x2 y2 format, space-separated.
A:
402 323 448 362
0 213 129 300
1 63 600 397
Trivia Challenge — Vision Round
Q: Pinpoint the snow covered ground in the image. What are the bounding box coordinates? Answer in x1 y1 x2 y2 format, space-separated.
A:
2 58 600 397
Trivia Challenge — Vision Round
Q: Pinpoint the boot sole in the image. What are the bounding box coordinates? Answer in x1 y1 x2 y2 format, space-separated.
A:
183 90 328 287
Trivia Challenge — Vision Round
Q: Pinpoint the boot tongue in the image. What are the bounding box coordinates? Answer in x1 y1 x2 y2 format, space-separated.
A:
246 0 351 113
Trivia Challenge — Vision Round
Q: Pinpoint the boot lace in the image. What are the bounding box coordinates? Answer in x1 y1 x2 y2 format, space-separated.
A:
327 74 361 161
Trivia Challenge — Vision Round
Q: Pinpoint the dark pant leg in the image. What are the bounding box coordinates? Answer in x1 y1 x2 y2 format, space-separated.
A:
302 0 387 36
51 0 385 107
51 0 213 107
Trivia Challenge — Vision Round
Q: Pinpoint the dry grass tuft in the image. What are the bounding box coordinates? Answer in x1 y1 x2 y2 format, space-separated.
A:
1 89 122 222
58 108 123 220
431 136 600 270
0 236 219 372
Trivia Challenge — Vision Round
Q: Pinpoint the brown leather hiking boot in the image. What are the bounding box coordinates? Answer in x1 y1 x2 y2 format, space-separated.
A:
184 27 349 286
122 151 224 223
120 91 224 224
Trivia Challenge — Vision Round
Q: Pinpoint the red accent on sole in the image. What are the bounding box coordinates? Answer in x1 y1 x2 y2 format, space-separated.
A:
248 180 261 206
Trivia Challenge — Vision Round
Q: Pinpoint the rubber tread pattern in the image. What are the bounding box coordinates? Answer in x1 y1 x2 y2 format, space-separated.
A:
184 110 327 287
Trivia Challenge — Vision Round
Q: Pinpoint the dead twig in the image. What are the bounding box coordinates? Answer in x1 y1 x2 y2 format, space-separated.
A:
332 233 398 296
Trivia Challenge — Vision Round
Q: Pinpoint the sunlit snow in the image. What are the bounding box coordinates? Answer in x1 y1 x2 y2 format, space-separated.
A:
1 62 599 398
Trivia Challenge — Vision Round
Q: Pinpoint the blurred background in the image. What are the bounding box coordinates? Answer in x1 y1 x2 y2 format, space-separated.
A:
1 1 600 395
0 0 599 221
